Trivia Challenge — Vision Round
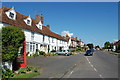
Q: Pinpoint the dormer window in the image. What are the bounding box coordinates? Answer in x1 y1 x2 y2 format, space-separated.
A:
9 12 14 19
27 20 30 24
24 15 32 26
5 7 16 20
36 21 42 30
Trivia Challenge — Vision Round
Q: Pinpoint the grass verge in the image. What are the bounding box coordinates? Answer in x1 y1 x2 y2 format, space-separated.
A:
110 52 120 55
11 72 40 78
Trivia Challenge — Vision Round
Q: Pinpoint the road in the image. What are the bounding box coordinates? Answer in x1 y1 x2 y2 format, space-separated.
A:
27 50 118 79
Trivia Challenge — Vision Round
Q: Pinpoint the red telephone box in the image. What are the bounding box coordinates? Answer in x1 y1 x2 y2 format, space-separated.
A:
17 40 26 67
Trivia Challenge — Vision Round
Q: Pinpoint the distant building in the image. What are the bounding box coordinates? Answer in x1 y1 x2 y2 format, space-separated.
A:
113 40 120 52
64 34 84 50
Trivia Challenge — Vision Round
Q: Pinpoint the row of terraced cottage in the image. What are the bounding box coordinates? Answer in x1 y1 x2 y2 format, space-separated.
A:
1 6 85 69
0 7 84 66
0 6 84 56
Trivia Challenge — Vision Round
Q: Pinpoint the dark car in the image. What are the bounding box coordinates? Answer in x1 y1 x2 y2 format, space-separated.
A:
84 49 94 56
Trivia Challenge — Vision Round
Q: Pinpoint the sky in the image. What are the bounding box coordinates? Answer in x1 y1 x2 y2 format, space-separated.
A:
2 2 118 47
2 0 120 2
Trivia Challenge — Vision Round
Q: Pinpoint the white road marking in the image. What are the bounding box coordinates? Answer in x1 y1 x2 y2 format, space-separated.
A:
70 71 73 74
89 61 91 64
90 64 94 68
66 70 74 78
99 74 103 78
94 68 97 72
85 56 104 78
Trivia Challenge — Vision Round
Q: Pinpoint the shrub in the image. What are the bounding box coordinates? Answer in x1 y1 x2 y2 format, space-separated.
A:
70 50 76 52
33 52 39 57
26 65 33 71
18 68 26 74
2 68 14 79
39 51 45 55
33 67 39 73
2 26 25 62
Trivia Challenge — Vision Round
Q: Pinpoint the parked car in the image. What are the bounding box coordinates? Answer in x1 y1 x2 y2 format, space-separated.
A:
84 49 94 56
55 50 72 56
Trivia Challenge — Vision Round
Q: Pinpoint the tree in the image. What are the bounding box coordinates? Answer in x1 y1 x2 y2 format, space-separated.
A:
2 26 25 62
87 43 94 49
104 41 111 49
95 45 100 49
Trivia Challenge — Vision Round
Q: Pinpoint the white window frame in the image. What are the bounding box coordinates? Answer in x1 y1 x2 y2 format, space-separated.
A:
24 16 32 26
36 21 42 30
5 7 16 20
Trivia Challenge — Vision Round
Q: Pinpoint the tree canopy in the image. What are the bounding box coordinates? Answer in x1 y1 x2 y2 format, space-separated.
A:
2 26 25 62
104 41 111 49
87 43 94 49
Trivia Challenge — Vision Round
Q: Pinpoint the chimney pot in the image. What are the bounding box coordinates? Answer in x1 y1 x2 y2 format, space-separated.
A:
36 15 41 22
46 25 50 29
35 14 44 24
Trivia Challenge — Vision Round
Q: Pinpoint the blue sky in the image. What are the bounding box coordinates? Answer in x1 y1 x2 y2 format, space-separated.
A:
2 2 118 47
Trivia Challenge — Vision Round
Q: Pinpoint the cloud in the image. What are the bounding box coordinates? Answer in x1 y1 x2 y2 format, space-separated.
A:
61 31 73 37
113 39 118 42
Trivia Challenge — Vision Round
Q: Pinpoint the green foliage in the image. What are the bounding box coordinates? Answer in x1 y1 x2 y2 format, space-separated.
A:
2 26 25 62
18 67 26 74
33 67 39 72
2 68 14 79
70 50 76 52
39 51 46 55
11 72 40 78
87 43 94 49
33 52 39 57
26 65 33 71
104 41 111 49
95 45 100 49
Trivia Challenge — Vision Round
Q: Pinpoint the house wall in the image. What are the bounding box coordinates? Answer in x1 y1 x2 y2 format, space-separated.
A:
44 36 49 44
23 29 31 42
34 32 43 43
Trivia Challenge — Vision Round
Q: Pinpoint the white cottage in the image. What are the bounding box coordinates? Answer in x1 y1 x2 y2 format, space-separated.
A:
0 6 68 56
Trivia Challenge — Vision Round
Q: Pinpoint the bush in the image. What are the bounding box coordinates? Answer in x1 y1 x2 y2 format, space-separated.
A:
2 68 14 79
33 67 39 72
2 26 25 62
39 51 46 55
33 52 39 57
70 50 76 52
18 68 26 74
26 65 33 72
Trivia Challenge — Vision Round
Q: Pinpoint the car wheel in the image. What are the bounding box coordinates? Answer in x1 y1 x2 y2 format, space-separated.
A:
65 53 68 56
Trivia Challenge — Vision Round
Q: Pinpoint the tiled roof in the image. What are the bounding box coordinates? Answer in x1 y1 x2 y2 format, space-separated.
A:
114 40 120 45
0 6 67 42
71 37 80 41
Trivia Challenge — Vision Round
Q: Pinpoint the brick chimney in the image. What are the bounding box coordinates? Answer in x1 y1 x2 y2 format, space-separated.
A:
46 25 50 29
76 37 78 40
35 14 44 24
66 34 69 37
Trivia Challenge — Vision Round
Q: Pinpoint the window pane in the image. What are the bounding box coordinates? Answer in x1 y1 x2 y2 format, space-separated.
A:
30 43 32 52
36 44 38 49
27 20 30 24
33 43 35 51
9 12 14 18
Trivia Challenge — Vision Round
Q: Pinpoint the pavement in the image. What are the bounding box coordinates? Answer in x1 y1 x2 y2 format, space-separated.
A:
27 50 118 79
